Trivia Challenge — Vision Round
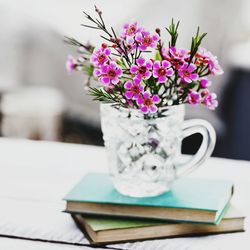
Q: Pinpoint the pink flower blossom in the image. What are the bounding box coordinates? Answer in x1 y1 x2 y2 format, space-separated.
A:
122 21 142 37
208 56 223 76
135 30 159 51
94 61 122 85
169 47 190 59
203 91 218 110
162 47 189 70
188 91 201 105
124 78 144 100
163 47 190 68
178 62 198 83
137 92 160 114
200 78 211 88
66 55 77 73
90 45 111 67
130 57 153 79
153 60 174 83
196 47 223 76
117 36 136 55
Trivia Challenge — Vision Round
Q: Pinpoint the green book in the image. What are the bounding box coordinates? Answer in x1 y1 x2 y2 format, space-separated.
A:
64 173 234 224
72 204 245 245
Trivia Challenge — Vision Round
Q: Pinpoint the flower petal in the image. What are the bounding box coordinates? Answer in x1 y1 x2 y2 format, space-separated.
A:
153 61 161 69
178 70 184 78
166 68 174 76
190 73 198 81
142 30 150 36
109 61 117 68
181 62 188 69
101 65 108 73
133 93 140 99
158 76 167 83
184 77 192 83
125 91 133 99
130 65 138 74
144 71 152 79
134 77 142 85
112 78 119 85
188 63 196 72
149 105 157 113
146 61 153 69
137 57 145 66
94 69 101 77
137 97 144 105
101 76 110 85
116 68 122 76
162 60 171 68
139 45 147 51
152 95 160 103
152 34 159 42
143 92 150 98
153 70 159 78
139 85 144 92
124 81 133 89
135 33 143 42
141 106 148 114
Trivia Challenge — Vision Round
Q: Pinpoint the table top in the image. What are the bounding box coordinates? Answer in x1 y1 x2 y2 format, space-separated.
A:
0 138 249 250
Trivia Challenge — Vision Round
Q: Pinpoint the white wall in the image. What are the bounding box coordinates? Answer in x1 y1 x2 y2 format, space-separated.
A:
1 0 247 50
0 0 248 128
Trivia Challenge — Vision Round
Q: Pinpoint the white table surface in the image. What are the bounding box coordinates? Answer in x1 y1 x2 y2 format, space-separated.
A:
0 138 249 250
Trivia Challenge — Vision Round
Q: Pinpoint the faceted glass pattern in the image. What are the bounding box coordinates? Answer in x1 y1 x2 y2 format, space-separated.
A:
101 104 215 197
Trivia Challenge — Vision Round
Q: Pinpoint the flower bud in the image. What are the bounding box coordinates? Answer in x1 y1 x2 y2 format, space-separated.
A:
94 6 102 15
101 43 108 49
155 28 161 35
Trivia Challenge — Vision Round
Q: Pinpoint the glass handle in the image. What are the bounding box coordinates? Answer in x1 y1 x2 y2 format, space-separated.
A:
176 119 216 177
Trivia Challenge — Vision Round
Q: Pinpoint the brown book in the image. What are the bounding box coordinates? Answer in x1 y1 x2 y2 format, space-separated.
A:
72 204 245 245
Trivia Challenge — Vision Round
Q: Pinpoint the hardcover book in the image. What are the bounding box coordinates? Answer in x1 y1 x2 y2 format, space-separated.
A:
72 204 245 244
64 173 234 224
72 205 245 244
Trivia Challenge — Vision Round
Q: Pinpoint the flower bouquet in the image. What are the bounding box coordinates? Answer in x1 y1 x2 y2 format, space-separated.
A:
66 7 222 197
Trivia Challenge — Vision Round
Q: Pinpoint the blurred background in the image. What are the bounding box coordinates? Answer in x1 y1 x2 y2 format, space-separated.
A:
0 0 250 160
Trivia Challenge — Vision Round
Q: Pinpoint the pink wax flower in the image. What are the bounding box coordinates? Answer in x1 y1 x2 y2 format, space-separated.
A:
169 47 189 59
90 45 111 67
122 21 142 37
208 55 223 76
94 61 122 85
124 77 144 100
66 55 77 73
164 47 190 60
104 83 116 94
162 47 189 69
67 11 223 113
153 60 174 83
196 47 223 76
137 92 160 114
200 78 211 88
130 57 153 79
178 62 198 83
135 30 159 51
117 36 136 55
188 91 201 105
203 91 218 110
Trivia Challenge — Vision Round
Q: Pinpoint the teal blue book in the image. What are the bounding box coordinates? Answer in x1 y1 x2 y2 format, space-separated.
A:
64 173 234 224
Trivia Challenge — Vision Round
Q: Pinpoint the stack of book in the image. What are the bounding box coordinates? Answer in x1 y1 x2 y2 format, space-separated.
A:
63 173 245 245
